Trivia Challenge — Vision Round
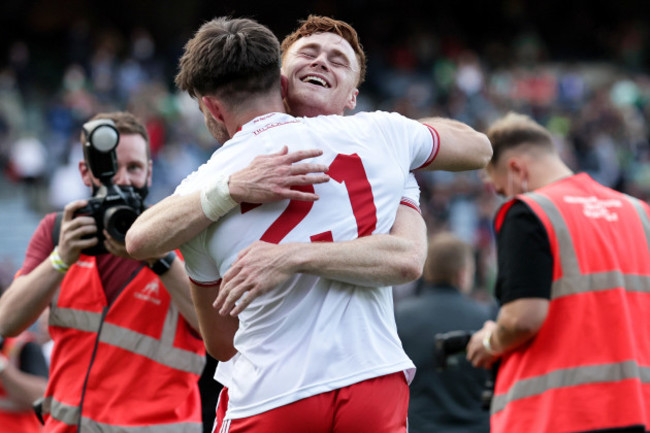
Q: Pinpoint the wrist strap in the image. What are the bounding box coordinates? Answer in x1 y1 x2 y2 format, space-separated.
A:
200 174 238 221
50 247 71 274
149 251 176 276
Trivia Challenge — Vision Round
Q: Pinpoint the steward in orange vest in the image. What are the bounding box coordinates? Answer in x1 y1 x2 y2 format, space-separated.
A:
467 112 650 433
492 173 650 432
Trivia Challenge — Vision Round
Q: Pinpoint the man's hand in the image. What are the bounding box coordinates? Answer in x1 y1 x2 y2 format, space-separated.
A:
467 320 500 369
228 146 330 203
214 241 298 316
57 200 99 266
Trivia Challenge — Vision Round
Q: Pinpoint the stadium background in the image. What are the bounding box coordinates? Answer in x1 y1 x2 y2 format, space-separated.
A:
1 0 650 301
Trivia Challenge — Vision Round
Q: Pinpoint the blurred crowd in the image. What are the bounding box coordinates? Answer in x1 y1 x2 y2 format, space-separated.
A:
1 19 650 300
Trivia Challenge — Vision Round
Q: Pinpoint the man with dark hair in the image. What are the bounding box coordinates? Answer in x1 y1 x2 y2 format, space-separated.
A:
467 112 650 433
0 111 206 432
159 16 490 433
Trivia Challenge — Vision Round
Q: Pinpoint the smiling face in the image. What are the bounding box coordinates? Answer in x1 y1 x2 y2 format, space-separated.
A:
281 32 360 117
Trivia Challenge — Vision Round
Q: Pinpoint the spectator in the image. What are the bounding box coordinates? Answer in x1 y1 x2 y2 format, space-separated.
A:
395 232 494 433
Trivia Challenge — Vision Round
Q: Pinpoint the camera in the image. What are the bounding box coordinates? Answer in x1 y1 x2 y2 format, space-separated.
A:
74 119 145 256
435 330 495 410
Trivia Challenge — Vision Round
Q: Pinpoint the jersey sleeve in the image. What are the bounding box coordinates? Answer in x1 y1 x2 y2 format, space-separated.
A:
400 173 421 213
371 111 439 171
179 230 222 286
174 164 205 196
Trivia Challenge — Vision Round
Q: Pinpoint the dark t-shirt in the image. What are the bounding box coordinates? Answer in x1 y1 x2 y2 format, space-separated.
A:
494 200 553 305
19 341 49 377
20 213 143 305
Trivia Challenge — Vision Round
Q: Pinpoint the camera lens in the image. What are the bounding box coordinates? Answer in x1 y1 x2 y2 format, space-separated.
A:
104 206 139 242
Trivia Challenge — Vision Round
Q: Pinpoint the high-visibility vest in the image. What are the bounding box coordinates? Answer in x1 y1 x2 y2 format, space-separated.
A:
492 173 650 433
42 255 206 433
0 334 43 433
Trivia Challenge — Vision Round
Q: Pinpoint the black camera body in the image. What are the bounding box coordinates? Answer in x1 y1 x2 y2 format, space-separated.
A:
434 330 495 410
74 119 145 256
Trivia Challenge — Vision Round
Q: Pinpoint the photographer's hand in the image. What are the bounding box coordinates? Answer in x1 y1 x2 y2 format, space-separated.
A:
103 230 135 260
58 200 99 266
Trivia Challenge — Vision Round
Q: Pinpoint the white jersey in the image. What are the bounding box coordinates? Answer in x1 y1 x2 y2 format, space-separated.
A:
178 111 437 419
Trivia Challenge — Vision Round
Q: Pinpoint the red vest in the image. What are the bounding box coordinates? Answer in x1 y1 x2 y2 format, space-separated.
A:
492 173 650 433
0 334 43 433
42 255 205 433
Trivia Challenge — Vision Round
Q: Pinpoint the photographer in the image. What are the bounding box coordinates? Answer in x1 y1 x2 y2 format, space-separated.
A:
395 232 495 433
0 112 206 432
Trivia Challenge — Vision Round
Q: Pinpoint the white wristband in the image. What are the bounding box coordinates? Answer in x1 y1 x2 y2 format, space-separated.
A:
482 329 498 355
200 174 238 221
50 247 71 273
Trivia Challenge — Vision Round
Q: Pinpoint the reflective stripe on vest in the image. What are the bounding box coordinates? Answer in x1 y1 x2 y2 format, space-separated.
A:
41 396 201 433
42 395 79 425
492 361 650 414
526 192 650 300
48 294 204 374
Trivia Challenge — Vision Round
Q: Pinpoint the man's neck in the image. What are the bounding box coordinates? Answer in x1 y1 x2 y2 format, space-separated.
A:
226 97 287 138
529 157 574 191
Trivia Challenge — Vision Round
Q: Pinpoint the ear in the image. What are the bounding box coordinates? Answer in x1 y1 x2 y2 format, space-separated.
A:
507 156 526 176
281 75 289 100
202 95 225 123
345 88 359 111
79 161 93 187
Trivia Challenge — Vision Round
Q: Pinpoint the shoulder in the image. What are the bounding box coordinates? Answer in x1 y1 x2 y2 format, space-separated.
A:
495 198 539 232
35 212 58 243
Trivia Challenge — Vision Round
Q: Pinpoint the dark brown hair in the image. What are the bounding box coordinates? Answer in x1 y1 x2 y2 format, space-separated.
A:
281 15 366 87
175 17 281 106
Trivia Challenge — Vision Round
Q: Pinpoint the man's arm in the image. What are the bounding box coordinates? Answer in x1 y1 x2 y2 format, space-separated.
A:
0 354 48 410
189 281 238 361
466 298 549 369
215 204 427 316
126 147 330 259
419 117 492 171
0 200 98 337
